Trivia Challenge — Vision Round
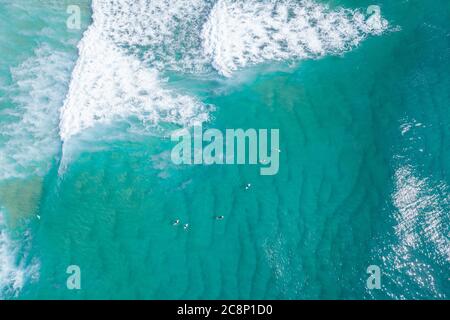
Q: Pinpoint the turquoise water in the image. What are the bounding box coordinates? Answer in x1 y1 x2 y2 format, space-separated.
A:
0 0 449 299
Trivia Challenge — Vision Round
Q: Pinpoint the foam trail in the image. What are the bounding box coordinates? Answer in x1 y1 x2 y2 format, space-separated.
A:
0 212 38 299
202 0 388 76
0 46 74 180
0 4 75 297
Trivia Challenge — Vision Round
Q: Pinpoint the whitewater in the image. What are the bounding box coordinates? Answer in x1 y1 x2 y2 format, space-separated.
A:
59 0 388 142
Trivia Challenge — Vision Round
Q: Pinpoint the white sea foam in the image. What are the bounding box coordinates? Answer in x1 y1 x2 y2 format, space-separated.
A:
92 0 213 73
0 45 74 179
0 4 70 297
202 0 388 76
0 212 39 299
60 0 388 141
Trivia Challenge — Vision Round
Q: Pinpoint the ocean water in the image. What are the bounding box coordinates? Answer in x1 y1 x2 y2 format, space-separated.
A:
0 0 449 299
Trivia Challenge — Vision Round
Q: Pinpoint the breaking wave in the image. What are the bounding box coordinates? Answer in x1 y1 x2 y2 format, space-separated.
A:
59 0 389 141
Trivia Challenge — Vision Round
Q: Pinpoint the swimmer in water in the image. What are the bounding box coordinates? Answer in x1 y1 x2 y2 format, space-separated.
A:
245 183 252 190
172 219 180 226
183 223 189 230
215 215 225 220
